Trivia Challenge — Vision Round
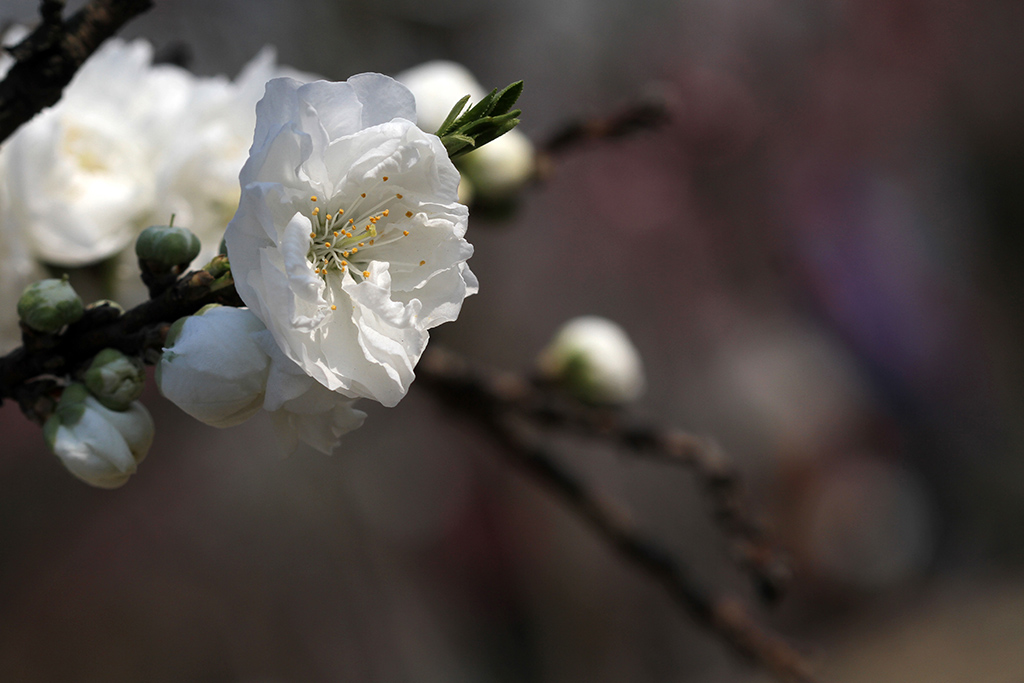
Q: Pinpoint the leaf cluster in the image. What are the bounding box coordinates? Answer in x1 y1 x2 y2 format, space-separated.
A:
435 81 523 159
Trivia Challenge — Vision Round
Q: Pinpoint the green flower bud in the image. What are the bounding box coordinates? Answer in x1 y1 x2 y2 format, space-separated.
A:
17 277 85 333
83 348 145 411
135 224 202 269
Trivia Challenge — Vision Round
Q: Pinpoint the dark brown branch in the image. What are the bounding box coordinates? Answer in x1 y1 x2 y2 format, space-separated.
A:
0 259 241 419
540 97 670 157
417 347 791 602
417 348 817 683
0 0 154 144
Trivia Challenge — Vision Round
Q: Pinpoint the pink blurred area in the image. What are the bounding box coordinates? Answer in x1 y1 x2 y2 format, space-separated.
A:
3 0 1024 680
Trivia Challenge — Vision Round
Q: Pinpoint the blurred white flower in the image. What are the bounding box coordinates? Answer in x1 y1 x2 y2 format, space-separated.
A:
157 304 365 454
43 384 154 489
152 48 318 263
3 38 194 267
397 60 534 201
538 316 645 404
225 74 476 407
156 305 271 427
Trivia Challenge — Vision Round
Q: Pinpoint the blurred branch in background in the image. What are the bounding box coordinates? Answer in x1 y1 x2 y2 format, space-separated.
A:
539 95 671 160
419 347 816 683
0 0 152 143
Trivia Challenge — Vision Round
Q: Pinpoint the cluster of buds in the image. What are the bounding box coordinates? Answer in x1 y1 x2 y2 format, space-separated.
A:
14 221 207 488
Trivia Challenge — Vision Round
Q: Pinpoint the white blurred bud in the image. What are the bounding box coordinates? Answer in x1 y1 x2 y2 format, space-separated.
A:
397 60 535 201
156 305 270 427
459 130 535 200
43 384 154 489
538 316 645 404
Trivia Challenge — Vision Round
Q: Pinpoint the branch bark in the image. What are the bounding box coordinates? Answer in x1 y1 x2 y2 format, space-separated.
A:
417 348 818 683
0 0 153 144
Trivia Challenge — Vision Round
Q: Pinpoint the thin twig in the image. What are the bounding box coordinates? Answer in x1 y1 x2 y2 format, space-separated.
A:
417 348 817 683
0 0 154 144
417 347 792 602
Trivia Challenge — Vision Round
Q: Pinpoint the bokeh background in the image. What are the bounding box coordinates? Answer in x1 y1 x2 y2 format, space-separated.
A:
2 0 1024 680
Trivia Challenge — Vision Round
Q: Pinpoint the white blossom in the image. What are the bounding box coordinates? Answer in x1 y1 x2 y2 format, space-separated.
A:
538 316 646 404
3 38 194 267
397 60 535 200
225 74 477 407
44 384 154 489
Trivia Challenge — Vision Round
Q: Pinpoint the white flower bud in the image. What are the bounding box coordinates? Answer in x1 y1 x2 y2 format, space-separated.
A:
156 305 270 427
458 130 535 200
43 384 154 489
538 316 645 404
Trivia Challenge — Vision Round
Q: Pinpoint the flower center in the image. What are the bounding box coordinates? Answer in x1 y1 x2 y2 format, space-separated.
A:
306 175 422 282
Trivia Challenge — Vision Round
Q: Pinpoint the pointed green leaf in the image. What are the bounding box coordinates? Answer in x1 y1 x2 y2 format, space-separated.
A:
451 88 497 131
435 94 472 137
490 81 524 117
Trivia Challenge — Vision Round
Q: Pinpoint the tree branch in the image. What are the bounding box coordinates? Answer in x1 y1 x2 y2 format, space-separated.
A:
417 348 817 683
0 0 153 144
0 258 241 419
417 347 792 602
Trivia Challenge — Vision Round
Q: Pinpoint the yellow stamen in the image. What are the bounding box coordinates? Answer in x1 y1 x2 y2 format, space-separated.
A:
396 193 403 199
405 211 413 218
360 193 366 198
382 209 389 217
324 242 331 248
309 232 316 239
363 270 370 278
331 305 337 310
310 196 318 202
402 230 409 236
419 260 426 266
312 207 320 215
382 176 389 181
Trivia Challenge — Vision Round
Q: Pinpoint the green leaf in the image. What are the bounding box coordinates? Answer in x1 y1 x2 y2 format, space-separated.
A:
451 88 498 131
435 94 472 137
442 133 476 157
490 81 523 117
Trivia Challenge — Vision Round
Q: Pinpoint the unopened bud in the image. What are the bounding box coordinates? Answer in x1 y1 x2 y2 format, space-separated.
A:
83 348 145 411
43 383 154 489
538 316 645 405
135 224 202 269
17 277 84 333
157 305 271 427
459 130 535 201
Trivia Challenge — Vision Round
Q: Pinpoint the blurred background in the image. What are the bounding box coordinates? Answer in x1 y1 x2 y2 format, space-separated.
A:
2 0 1024 680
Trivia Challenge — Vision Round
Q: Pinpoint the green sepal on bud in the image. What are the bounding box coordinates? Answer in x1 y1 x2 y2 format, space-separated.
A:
17 276 85 334
83 348 146 411
42 383 90 448
436 80 523 159
135 223 202 270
